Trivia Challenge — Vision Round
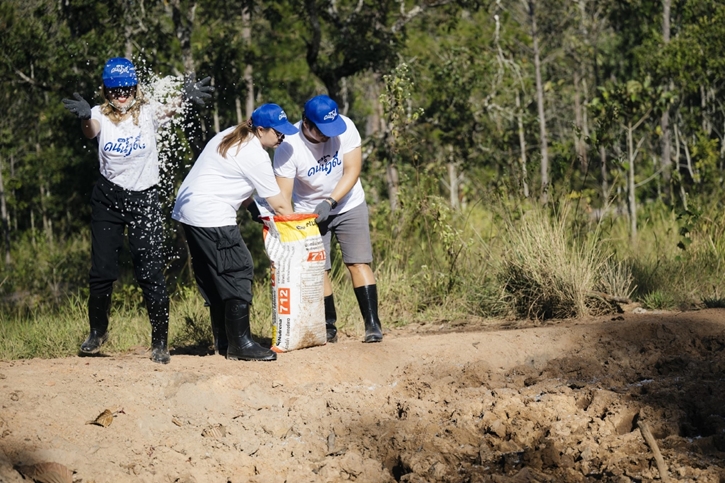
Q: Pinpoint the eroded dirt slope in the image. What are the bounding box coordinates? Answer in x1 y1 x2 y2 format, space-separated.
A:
1 308 725 482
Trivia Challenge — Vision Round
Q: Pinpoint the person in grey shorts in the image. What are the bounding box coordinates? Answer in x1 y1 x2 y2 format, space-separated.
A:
273 94 383 344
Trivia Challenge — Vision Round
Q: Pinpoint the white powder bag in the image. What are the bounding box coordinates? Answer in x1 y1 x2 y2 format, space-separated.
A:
262 213 326 352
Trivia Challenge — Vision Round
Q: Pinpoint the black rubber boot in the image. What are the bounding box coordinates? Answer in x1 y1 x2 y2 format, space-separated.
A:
325 294 338 343
225 299 276 361
80 293 111 354
210 304 228 355
354 285 383 343
148 298 171 364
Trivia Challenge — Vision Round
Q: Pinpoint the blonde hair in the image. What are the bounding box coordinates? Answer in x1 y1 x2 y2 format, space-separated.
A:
99 85 147 125
217 121 263 157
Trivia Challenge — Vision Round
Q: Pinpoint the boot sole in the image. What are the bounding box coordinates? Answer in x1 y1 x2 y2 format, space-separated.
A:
226 354 277 362
79 334 109 355
227 356 277 362
363 335 383 343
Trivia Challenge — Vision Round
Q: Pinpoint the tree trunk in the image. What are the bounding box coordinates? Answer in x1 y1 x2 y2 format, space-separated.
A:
365 73 383 137
721 118 725 173
660 0 672 202
124 3 135 60
212 77 220 133
30 210 36 248
600 146 608 201
235 97 243 125
36 142 52 246
40 183 53 247
340 77 351 116
529 0 550 203
701 85 711 136
199 118 207 142
302 0 342 101
627 123 637 240
674 123 697 181
386 163 399 212
0 158 11 264
582 78 590 158
170 0 197 74
244 65 254 119
573 71 588 173
124 36 134 61
682 133 696 181
516 91 530 198
10 155 16 233
242 7 254 119
447 163 460 210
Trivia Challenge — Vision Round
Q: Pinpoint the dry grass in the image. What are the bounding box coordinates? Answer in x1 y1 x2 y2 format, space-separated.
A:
497 205 612 320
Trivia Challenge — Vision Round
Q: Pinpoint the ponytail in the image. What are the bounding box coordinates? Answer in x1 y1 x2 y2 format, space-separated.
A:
218 119 256 157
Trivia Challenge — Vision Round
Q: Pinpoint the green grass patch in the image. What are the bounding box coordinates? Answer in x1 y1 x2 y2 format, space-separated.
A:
641 290 676 311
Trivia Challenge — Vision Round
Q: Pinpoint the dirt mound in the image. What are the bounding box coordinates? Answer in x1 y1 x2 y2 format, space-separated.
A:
1 309 725 482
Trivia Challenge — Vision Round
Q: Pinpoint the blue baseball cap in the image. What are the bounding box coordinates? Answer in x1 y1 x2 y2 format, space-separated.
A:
102 57 138 88
304 95 347 137
251 104 299 135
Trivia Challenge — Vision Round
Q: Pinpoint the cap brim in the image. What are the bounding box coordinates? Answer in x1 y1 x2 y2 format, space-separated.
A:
273 121 299 135
105 79 138 88
316 116 347 137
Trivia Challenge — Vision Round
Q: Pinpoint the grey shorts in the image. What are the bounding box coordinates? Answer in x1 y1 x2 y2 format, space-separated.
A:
318 202 373 271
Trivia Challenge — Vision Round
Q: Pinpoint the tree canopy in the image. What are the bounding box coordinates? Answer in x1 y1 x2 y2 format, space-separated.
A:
2 0 725 271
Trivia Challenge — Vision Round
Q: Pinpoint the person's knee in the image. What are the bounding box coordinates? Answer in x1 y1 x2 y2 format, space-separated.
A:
89 275 115 296
346 262 370 271
136 272 166 287
89 284 114 297
346 263 375 281
136 272 168 299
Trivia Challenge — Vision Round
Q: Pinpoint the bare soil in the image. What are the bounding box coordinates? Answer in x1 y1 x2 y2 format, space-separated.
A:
2 307 725 483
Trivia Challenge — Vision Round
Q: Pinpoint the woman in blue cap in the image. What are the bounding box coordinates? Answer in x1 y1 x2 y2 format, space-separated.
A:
172 104 297 361
61 57 213 364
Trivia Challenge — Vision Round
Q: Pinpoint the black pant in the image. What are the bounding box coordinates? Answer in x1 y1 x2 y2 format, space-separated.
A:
181 224 254 305
89 176 168 308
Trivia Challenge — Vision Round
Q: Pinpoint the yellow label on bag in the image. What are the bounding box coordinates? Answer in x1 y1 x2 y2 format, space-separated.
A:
274 216 320 243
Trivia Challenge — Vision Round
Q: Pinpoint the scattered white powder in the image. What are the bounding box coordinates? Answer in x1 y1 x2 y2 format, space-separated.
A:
133 57 209 266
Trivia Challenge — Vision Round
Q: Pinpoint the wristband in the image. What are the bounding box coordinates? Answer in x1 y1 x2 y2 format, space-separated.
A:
325 197 338 209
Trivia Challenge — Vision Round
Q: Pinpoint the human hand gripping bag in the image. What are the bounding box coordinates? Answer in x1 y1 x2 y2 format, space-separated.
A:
262 212 327 352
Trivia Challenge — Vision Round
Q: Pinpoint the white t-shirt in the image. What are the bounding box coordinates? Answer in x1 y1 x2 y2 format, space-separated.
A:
91 102 163 191
273 115 364 214
171 127 282 228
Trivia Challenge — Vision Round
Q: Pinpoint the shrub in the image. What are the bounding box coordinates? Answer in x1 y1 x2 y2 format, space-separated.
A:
641 290 676 310
497 204 608 320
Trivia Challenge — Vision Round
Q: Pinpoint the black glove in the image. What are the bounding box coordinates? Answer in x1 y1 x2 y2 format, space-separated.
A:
246 202 263 224
182 74 214 106
62 92 91 120
313 200 333 224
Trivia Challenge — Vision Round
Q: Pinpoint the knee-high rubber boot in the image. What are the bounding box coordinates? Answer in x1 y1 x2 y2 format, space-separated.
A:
354 285 383 343
148 298 171 364
210 304 228 355
225 299 276 361
80 293 111 354
325 294 338 343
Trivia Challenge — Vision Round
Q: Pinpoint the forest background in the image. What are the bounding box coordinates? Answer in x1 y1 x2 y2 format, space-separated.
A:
2 0 725 358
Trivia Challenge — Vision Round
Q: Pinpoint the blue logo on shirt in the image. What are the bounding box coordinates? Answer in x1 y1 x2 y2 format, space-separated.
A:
103 134 146 157
307 151 341 177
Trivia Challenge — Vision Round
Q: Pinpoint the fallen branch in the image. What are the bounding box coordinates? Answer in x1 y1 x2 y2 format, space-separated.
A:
637 420 670 482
